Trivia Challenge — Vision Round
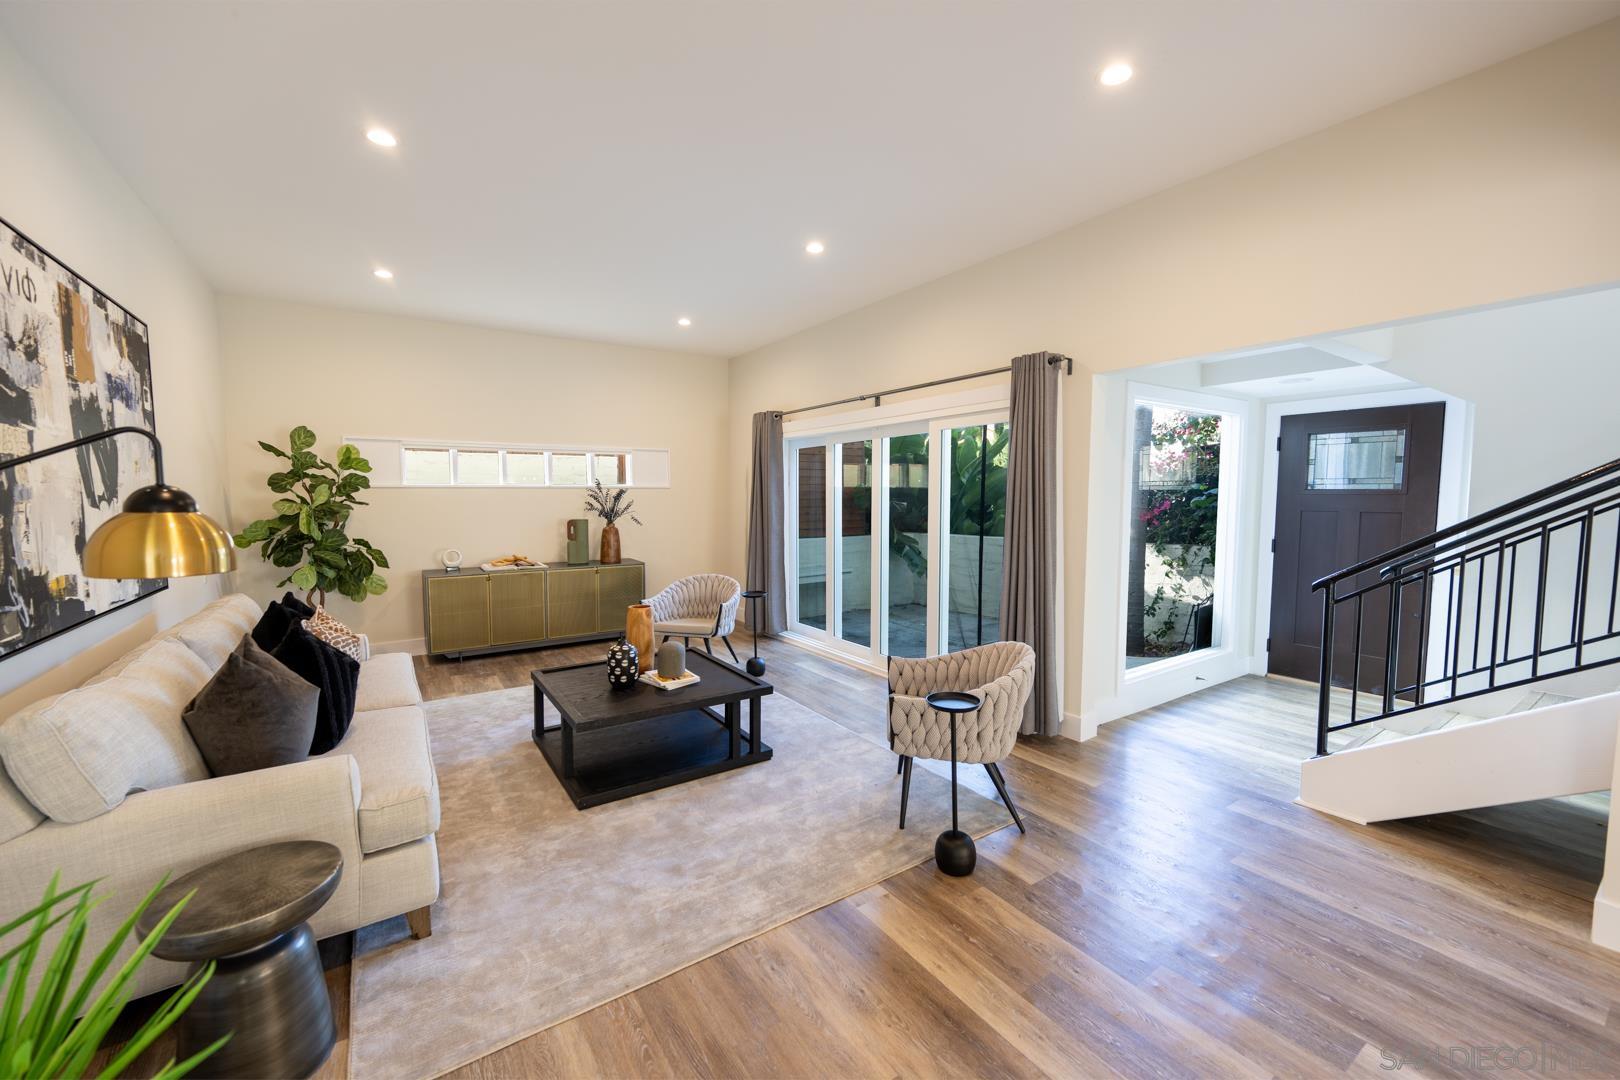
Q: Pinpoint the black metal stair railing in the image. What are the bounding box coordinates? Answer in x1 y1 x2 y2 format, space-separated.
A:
1312 458 1620 756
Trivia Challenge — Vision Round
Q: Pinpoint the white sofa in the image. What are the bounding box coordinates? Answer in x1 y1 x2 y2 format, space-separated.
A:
0 594 440 1002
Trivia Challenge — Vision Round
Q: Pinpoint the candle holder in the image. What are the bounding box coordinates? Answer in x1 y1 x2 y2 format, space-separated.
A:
742 590 768 676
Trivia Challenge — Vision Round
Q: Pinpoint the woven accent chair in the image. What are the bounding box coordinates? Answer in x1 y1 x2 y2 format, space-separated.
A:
888 641 1035 833
645 574 743 662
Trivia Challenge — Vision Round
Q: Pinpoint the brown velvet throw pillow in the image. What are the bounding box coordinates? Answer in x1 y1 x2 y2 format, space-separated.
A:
183 635 320 777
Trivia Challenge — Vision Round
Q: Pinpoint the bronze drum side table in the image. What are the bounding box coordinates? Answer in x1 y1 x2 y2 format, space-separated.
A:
138 840 343 1079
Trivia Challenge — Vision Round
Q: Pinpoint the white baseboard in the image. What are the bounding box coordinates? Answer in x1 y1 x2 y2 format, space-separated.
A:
372 636 426 656
1592 895 1620 953
776 632 889 678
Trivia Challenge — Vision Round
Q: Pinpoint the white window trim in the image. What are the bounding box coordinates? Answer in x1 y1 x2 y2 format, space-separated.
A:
1116 383 1248 687
345 434 668 489
782 394 1012 665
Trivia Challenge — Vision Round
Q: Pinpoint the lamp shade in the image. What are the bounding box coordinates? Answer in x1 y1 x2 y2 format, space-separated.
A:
83 484 236 579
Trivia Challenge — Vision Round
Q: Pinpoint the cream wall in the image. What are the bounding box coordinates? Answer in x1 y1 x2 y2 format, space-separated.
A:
727 19 1620 731
1382 287 1620 514
218 296 730 650
0 30 227 715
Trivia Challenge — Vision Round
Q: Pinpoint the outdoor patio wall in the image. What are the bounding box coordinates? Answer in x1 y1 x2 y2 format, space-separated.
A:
727 19 1620 735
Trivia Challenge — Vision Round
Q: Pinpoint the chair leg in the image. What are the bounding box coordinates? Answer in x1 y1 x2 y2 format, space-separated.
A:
896 754 904 775
703 638 715 656
684 637 691 649
984 762 1026 834
899 756 913 830
723 636 740 663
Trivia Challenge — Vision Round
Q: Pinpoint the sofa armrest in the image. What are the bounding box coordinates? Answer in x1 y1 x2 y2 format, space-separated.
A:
0 755 365 1003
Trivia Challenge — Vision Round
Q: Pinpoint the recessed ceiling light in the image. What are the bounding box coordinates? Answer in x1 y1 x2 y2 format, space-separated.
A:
805 239 826 256
373 267 394 280
366 127 398 148
677 317 692 327
1099 62 1133 87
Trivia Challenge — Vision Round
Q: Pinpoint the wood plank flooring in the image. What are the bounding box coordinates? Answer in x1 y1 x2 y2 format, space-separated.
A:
103 633 1620 1078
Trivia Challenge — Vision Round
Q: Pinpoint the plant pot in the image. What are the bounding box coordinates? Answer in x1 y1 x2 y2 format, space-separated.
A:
600 523 622 564
626 603 655 672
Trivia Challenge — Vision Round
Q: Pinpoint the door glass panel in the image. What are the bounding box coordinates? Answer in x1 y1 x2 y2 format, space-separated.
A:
795 445 828 630
943 423 1009 652
885 433 929 657
1307 429 1406 490
1127 405 1221 669
838 441 873 646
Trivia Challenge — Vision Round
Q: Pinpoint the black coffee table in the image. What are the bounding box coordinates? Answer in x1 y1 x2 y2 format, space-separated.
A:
532 649 773 809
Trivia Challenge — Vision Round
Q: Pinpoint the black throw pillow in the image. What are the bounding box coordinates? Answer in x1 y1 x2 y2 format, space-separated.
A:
184 635 319 777
249 592 319 653
272 622 361 754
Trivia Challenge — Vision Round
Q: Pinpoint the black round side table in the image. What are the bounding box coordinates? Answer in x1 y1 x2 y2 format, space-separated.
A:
742 589 768 676
138 841 343 1079
925 690 982 877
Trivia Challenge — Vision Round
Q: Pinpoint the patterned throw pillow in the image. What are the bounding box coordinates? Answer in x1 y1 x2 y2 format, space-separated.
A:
304 606 365 662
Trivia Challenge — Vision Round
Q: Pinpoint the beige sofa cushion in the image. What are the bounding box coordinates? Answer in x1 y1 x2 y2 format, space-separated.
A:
167 594 263 669
355 652 424 713
0 761 43 844
0 640 213 823
322 705 438 853
86 594 264 685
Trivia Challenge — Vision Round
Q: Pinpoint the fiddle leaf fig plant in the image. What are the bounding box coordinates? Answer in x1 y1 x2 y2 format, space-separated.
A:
233 426 390 605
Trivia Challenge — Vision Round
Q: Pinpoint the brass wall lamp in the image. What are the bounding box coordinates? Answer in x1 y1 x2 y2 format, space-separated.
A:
2 426 234 579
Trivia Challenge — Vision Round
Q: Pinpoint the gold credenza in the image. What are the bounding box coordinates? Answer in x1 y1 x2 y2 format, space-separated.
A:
421 559 646 657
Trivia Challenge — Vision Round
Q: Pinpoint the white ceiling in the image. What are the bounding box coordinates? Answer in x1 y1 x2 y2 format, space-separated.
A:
1 2 1613 358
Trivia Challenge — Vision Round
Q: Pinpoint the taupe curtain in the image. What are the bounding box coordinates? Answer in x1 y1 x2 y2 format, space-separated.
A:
1000 353 1063 735
745 410 787 635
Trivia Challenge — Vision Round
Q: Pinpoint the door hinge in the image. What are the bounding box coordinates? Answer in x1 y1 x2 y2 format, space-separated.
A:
1266 637 1272 652
1276 435 1282 451
1270 538 1276 553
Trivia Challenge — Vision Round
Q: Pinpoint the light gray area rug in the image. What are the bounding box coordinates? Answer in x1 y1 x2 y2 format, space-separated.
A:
348 685 1011 1079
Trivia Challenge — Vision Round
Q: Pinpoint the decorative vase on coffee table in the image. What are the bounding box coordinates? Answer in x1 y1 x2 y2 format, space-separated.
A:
626 603 655 673
605 637 638 690
600 523 621 564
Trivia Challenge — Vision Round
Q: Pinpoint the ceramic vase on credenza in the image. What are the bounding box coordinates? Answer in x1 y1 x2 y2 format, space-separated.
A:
626 603 654 673
600 523 622 564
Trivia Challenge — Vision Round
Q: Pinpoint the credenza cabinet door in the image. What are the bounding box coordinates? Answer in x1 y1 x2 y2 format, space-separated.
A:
490 570 547 646
426 574 492 653
546 568 598 638
595 564 645 632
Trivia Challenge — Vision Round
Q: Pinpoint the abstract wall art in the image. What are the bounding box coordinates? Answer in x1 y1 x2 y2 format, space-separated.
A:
0 215 163 661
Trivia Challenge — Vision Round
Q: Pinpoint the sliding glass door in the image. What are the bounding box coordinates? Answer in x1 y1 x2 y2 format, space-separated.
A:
884 432 930 657
941 421 1009 653
794 445 828 630
787 410 1009 664
838 440 873 647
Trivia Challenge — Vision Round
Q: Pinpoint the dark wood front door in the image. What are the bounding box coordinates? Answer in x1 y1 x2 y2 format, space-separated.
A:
1268 403 1445 690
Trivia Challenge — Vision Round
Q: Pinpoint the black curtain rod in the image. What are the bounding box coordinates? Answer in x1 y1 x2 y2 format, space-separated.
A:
778 354 1072 418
